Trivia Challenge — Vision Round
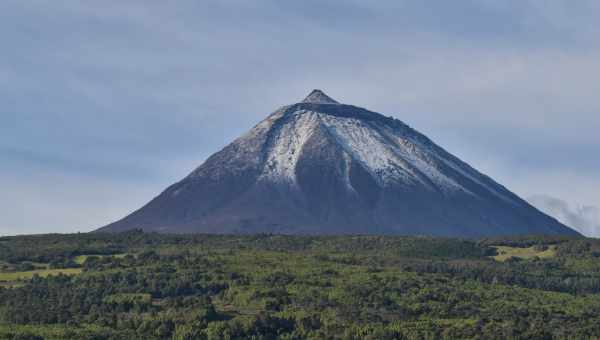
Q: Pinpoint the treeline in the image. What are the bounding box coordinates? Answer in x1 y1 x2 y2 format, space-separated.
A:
0 231 492 264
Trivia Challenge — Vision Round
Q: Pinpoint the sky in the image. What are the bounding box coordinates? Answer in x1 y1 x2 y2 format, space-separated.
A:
1 1 599 236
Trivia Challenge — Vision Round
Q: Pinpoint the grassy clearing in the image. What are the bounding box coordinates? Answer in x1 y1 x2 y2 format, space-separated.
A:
0 254 116 286
492 245 556 262
0 268 82 281
74 253 128 264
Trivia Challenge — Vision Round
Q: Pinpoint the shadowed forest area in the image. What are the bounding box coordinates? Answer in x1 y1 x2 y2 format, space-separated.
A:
1 231 600 339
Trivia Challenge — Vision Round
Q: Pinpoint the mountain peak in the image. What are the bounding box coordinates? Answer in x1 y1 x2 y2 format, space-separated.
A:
302 89 339 104
99 91 579 237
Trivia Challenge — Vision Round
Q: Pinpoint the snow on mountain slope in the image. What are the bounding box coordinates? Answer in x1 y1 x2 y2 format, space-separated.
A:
259 110 321 184
249 108 479 197
319 114 468 194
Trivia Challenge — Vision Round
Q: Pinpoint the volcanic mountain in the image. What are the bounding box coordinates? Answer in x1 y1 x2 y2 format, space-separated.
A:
98 90 578 237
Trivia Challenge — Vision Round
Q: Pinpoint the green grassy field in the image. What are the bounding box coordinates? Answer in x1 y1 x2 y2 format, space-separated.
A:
491 245 557 261
73 253 128 264
0 267 82 281
0 253 126 287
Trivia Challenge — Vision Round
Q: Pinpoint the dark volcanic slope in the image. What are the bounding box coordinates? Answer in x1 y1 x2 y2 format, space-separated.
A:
98 90 579 237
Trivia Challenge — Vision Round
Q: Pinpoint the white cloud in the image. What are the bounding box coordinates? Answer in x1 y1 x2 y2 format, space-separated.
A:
528 195 600 237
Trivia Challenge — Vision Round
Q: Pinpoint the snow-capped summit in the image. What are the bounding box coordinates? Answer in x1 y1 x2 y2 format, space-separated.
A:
98 90 579 237
302 89 339 104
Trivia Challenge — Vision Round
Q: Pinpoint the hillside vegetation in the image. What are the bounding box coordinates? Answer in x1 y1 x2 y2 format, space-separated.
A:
1 232 600 339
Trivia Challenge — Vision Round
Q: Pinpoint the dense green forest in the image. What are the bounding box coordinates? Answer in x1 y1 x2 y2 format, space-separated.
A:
1 231 600 339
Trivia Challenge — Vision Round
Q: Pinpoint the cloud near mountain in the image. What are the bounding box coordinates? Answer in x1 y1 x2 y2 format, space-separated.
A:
528 195 600 237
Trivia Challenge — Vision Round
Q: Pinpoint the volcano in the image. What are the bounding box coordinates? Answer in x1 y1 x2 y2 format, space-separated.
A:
98 90 578 237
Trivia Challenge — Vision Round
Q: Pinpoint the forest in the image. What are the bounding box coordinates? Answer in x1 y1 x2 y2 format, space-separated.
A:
1 231 600 339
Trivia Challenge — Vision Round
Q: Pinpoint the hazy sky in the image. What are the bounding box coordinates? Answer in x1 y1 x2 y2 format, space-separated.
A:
1 1 599 236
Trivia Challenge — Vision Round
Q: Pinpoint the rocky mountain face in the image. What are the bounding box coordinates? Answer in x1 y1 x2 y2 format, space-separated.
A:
98 90 579 237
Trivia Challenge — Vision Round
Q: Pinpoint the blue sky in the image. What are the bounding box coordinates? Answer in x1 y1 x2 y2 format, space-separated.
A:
1 1 599 236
